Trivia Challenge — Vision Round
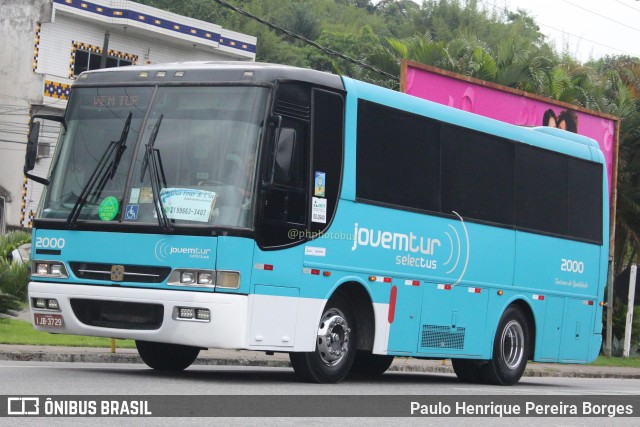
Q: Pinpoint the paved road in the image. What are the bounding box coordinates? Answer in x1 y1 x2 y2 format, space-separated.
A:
1 360 639 427
2 360 640 395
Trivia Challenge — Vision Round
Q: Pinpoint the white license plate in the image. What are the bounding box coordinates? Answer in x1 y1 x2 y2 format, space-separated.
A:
34 313 64 328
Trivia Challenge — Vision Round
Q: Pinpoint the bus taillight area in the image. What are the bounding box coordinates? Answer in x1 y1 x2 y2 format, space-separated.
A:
27 281 249 349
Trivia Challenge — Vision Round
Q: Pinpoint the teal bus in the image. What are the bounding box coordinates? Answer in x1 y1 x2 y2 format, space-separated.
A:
26 62 608 385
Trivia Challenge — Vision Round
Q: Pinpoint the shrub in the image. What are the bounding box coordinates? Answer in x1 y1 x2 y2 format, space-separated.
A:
611 299 640 356
0 230 31 315
0 230 31 262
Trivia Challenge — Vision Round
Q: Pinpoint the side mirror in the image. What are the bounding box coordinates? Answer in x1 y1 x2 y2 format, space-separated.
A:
24 114 64 185
23 121 50 186
24 121 40 172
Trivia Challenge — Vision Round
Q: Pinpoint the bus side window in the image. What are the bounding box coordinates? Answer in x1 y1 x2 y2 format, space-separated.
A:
258 117 308 248
310 89 344 235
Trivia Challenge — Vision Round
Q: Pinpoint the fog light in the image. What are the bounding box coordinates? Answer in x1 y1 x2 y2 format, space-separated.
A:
34 298 46 309
36 263 49 275
47 299 59 310
197 272 214 285
178 307 194 319
180 271 196 284
196 309 210 321
216 271 240 289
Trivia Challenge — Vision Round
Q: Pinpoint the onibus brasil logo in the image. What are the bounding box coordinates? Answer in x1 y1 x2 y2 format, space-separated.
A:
350 211 470 285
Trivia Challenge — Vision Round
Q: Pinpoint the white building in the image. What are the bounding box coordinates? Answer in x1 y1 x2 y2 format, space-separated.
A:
0 0 256 230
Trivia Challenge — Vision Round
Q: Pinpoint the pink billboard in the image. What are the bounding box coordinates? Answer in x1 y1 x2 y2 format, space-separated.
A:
401 60 619 202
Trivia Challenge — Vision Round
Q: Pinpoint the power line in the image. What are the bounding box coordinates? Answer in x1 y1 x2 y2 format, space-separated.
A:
211 0 398 81
560 0 640 34
613 0 640 14
480 0 639 58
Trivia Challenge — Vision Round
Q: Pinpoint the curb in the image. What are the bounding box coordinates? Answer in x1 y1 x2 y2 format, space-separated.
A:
2 351 640 379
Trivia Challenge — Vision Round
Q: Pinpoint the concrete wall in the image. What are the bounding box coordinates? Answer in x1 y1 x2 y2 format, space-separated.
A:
0 0 51 230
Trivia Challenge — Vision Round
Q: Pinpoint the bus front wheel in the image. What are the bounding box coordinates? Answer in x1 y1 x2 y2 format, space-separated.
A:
289 291 357 383
349 351 394 376
136 340 200 371
481 306 530 385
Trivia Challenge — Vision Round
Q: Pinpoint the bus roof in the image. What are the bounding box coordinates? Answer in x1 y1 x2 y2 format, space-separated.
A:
75 61 345 91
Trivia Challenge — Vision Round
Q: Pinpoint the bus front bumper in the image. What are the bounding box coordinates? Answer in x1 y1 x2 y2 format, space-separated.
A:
28 281 248 349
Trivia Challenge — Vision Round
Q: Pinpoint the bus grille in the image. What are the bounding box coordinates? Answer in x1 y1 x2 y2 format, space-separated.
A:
69 262 171 283
420 325 466 350
70 299 163 330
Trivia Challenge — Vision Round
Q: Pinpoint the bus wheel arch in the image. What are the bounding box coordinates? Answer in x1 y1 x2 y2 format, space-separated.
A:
289 280 377 383
507 299 536 360
289 288 358 383
337 281 394 376
336 281 376 352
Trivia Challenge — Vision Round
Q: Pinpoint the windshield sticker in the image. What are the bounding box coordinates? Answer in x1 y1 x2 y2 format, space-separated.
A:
129 188 141 204
314 171 326 197
160 188 217 222
98 196 120 221
312 197 327 224
124 205 139 221
139 187 153 203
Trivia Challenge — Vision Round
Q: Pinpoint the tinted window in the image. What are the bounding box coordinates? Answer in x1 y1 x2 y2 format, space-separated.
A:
568 159 603 241
515 145 568 235
355 101 603 244
257 83 310 248
441 125 514 224
356 100 440 212
311 89 344 233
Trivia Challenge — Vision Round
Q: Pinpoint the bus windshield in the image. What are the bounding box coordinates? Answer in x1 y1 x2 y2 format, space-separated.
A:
41 85 268 230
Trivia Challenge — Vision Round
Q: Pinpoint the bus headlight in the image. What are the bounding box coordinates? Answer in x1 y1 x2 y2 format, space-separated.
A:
180 271 196 284
32 261 69 278
197 272 214 285
168 269 216 287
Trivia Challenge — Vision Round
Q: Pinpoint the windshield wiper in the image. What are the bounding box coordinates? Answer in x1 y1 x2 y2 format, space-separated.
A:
142 115 173 231
67 111 132 226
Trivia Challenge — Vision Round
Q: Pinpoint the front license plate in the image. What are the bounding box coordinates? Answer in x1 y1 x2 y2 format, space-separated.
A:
34 313 64 328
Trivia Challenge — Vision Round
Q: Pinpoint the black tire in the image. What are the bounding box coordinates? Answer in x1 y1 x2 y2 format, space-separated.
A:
136 340 200 371
480 306 530 385
350 350 394 376
289 291 357 383
451 358 483 383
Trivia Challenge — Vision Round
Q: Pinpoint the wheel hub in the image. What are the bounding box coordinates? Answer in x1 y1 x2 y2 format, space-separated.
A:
500 320 524 369
317 310 351 366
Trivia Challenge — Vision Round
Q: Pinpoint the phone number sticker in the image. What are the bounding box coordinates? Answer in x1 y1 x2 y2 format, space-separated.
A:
160 188 217 222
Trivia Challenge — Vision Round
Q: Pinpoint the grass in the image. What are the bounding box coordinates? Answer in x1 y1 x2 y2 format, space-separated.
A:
588 355 640 368
0 318 136 348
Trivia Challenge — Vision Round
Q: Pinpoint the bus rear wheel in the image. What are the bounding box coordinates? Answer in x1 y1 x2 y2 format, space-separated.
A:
136 340 200 371
451 358 483 383
480 306 530 385
289 291 357 383
349 351 394 376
